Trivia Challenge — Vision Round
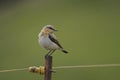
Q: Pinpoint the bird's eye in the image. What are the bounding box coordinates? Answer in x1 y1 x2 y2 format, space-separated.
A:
47 27 56 31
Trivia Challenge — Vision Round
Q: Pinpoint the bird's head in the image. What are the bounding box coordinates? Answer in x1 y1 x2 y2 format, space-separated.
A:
42 25 57 34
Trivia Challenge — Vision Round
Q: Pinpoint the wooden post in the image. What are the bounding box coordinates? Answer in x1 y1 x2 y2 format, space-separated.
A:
44 56 52 80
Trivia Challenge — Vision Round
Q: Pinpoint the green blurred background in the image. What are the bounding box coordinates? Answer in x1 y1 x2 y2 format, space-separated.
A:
0 0 120 80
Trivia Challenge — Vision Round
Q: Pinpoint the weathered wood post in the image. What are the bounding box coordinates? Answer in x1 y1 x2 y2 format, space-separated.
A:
44 56 52 80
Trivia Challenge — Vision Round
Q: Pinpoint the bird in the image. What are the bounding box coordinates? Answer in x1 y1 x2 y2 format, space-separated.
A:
38 25 68 56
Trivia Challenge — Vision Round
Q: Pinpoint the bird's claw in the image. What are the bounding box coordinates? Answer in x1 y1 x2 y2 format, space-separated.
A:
45 54 51 58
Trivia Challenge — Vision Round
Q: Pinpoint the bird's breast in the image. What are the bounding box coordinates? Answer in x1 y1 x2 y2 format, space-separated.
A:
39 36 59 50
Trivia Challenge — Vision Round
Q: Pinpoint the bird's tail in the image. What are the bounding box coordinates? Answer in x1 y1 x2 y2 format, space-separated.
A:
62 49 68 54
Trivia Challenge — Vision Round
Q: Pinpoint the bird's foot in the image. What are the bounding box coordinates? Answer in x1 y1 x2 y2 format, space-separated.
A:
45 54 50 58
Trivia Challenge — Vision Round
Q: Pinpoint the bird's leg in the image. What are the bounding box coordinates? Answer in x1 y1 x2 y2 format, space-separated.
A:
45 50 52 57
49 49 56 56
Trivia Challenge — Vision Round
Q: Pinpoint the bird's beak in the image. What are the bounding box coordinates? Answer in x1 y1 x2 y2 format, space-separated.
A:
52 28 58 31
54 29 58 31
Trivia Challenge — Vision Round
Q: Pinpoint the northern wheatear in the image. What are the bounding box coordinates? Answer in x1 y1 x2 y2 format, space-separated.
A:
38 25 68 56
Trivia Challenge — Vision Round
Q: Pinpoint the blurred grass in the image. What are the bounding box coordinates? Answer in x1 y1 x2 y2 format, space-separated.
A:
0 0 120 80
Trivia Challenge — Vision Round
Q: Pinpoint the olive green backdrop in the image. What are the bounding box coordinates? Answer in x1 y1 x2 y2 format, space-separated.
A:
0 0 120 80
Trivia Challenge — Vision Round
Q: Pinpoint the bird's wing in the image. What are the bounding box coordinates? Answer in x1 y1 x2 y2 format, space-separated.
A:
49 34 63 48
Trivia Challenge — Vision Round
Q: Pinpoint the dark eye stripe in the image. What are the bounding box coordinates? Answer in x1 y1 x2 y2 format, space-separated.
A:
47 27 56 31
